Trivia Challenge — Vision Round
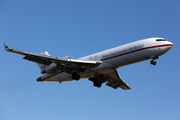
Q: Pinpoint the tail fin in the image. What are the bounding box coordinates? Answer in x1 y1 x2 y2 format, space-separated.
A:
37 51 51 71
4 43 12 51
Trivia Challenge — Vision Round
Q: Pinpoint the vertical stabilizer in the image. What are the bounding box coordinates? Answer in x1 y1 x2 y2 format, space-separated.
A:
4 43 12 51
37 51 51 71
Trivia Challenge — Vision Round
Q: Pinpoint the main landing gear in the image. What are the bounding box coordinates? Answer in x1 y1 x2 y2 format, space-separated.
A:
71 69 85 81
90 76 106 88
150 56 158 66
71 73 80 81
93 81 102 88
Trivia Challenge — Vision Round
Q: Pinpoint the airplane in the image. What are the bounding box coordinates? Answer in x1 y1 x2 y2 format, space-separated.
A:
4 37 173 90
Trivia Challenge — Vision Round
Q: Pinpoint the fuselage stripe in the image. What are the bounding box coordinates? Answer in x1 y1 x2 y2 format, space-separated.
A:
100 44 173 61
42 71 63 81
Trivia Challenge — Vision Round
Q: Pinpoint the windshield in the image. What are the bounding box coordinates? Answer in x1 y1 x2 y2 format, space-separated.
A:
156 39 166 41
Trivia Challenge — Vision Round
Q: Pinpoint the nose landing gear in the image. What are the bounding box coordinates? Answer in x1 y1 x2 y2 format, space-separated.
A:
150 60 157 65
150 56 158 66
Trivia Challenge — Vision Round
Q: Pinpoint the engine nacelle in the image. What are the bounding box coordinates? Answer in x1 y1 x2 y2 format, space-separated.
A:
41 64 57 74
62 55 73 60
41 56 73 74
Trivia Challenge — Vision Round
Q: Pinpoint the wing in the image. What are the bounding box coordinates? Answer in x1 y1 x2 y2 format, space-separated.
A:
4 43 102 69
105 70 131 90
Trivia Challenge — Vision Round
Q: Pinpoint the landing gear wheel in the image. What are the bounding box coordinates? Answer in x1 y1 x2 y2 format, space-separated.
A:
97 83 102 88
72 73 80 81
93 81 98 87
93 81 102 88
76 74 80 81
150 60 157 65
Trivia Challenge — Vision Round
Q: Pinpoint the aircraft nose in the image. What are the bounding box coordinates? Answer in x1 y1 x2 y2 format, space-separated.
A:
167 41 173 48
161 41 173 53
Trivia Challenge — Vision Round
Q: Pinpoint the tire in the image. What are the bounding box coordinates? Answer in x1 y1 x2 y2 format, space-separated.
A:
150 60 157 65
72 73 80 80
93 81 102 88
97 83 102 88
76 74 80 81
93 81 98 87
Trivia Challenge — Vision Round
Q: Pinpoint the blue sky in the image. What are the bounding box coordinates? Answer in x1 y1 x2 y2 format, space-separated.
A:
1 0 180 120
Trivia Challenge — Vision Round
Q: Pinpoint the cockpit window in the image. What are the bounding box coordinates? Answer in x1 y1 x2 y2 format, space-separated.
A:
156 39 166 41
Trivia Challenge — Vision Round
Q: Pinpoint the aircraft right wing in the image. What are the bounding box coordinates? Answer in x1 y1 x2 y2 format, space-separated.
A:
89 69 131 90
105 70 131 90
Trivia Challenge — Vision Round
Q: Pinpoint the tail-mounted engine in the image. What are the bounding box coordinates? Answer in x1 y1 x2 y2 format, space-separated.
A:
41 55 73 74
41 63 57 74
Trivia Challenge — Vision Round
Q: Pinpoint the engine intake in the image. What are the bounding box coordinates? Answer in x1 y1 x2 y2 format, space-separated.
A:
62 55 73 60
41 64 57 74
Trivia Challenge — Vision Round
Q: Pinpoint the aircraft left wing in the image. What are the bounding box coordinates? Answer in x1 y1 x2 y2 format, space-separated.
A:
4 43 102 69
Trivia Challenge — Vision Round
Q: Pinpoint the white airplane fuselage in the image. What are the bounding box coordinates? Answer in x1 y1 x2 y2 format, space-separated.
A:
40 37 173 82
